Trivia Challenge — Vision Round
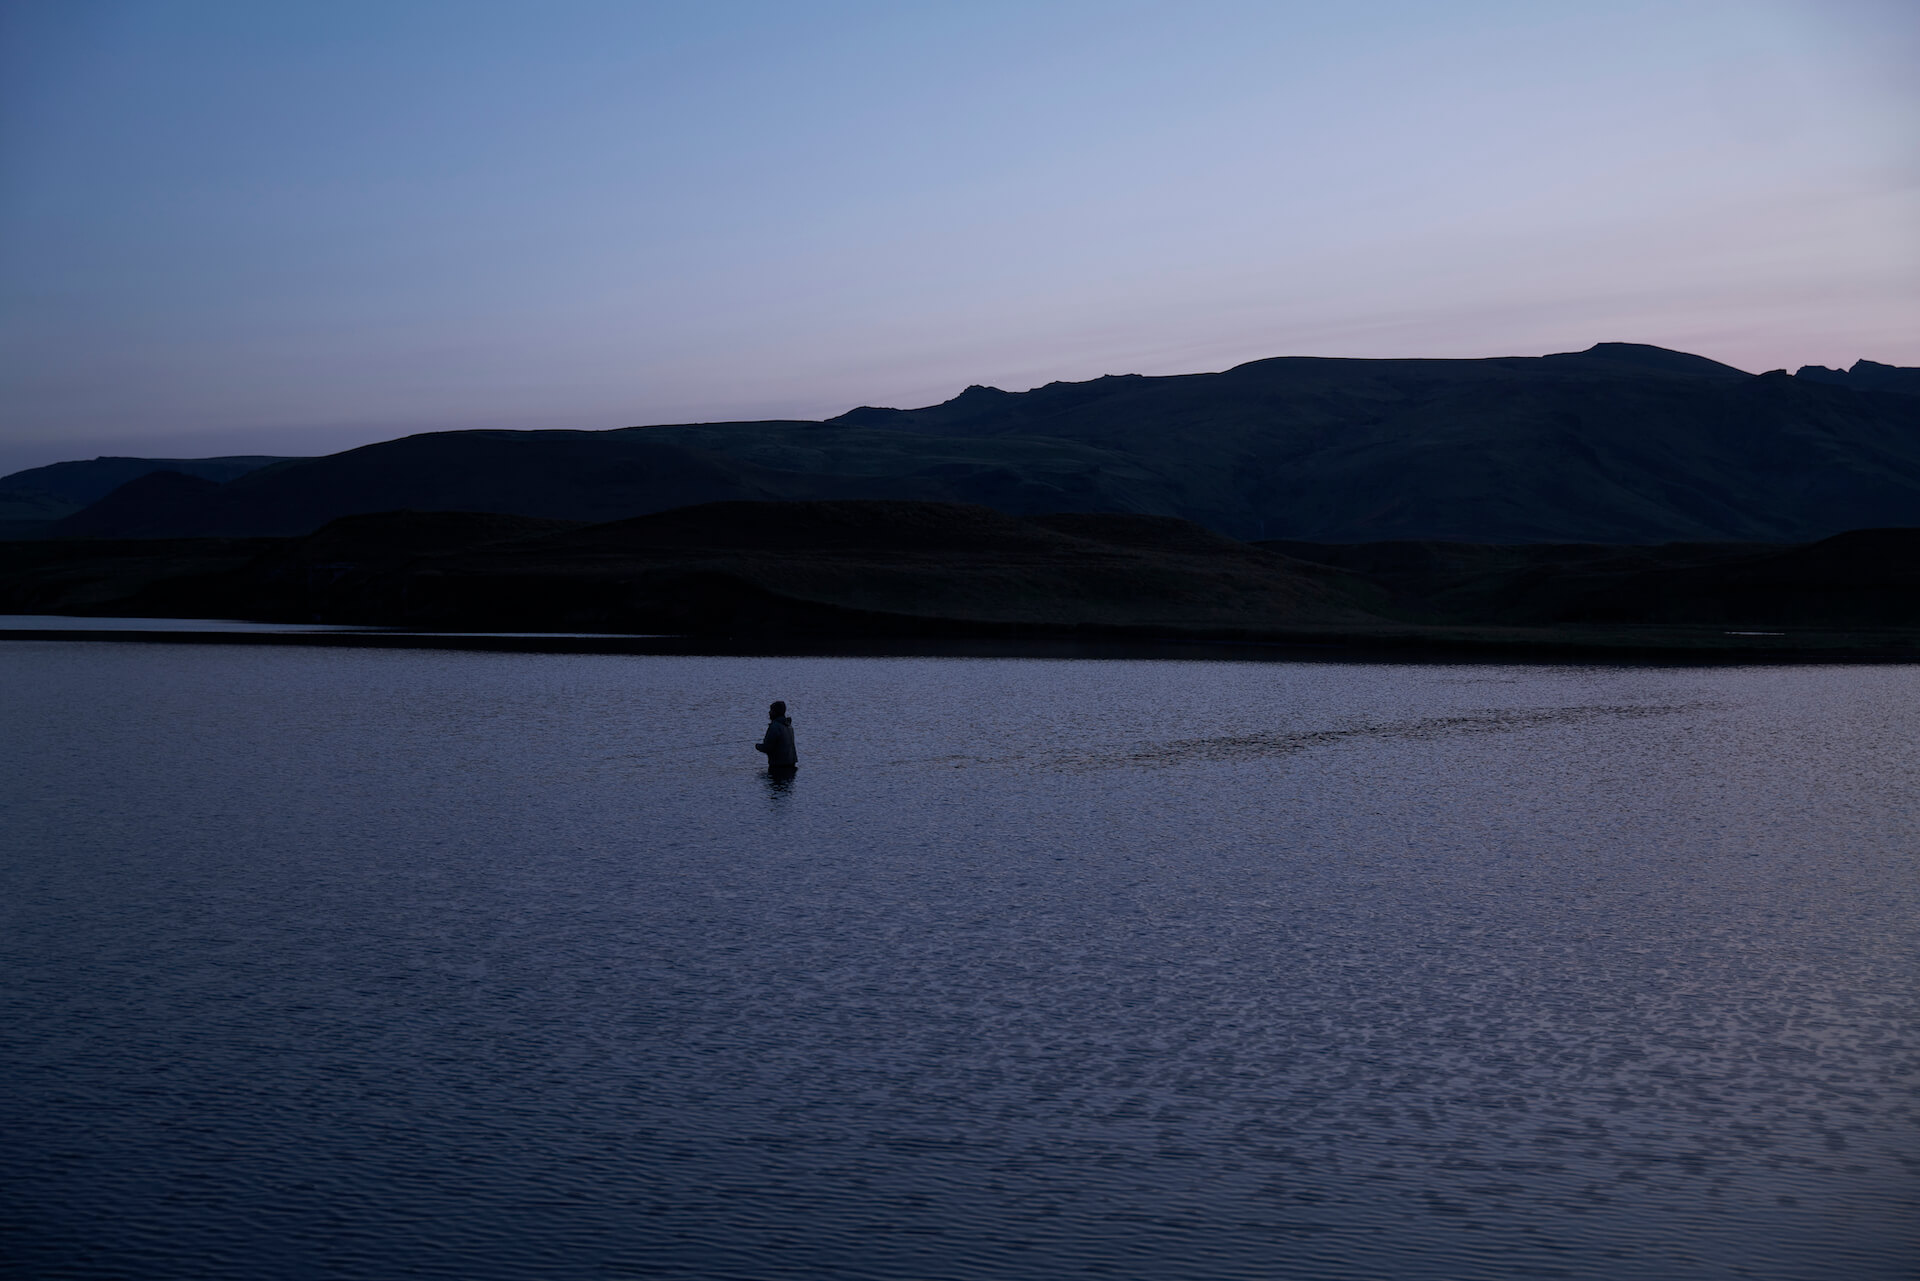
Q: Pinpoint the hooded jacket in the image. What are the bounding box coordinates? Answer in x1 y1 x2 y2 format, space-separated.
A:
757 716 797 769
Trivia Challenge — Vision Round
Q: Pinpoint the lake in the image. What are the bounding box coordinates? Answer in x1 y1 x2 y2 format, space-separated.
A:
2 640 1915 1279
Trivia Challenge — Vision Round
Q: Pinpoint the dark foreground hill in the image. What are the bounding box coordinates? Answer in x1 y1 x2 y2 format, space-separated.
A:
6 501 1917 658
29 344 1920 545
0 503 1375 636
1265 530 1920 629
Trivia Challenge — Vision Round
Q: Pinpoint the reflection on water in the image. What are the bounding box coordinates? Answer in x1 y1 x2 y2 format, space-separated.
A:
0 642 1915 1280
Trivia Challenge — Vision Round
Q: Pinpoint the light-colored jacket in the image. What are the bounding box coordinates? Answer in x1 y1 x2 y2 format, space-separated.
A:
757 717 797 768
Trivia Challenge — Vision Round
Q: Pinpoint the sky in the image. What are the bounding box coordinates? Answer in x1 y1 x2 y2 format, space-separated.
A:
1 0 1915 475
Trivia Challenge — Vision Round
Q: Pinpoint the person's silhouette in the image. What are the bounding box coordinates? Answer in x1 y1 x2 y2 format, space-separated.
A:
754 700 797 774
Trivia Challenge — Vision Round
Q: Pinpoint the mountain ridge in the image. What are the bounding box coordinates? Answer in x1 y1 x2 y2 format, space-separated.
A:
11 344 1918 545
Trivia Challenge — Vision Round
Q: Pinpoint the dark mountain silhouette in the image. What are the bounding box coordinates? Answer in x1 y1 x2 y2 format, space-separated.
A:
41 426 1179 541
816 344 1920 543
54 470 227 538
1794 359 1920 397
0 455 299 536
1547 342 1750 379
32 344 1920 544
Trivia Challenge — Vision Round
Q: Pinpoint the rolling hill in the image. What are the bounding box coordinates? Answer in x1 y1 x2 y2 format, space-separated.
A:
0 455 300 537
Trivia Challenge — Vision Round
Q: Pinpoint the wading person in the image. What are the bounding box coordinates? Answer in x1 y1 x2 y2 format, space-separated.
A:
755 700 797 774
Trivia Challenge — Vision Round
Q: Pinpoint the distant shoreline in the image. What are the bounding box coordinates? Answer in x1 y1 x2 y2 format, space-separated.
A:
7 621 1917 665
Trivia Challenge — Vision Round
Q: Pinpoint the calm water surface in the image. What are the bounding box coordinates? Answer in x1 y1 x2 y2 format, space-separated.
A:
2 643 1916 1279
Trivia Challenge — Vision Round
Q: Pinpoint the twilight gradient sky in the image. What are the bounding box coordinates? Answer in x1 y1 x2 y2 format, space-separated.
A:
2 0 1916 474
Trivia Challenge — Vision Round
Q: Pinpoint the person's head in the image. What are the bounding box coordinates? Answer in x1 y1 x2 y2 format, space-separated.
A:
769 700 786 720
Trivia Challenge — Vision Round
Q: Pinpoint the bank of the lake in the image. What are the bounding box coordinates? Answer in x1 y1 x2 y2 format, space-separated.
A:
5 613 1920 663
7 505 1919 663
